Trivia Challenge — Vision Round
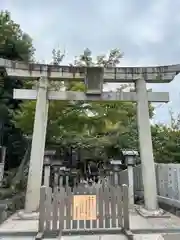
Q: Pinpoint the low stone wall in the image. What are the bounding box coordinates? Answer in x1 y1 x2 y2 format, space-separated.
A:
0 193 25 224
133 164 180 208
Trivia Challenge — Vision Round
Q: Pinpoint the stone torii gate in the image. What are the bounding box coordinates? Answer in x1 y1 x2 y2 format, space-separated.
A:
0 58 179 216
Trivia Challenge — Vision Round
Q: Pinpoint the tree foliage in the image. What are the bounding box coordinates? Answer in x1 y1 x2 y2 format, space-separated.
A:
74 48 123 67
0 10 35 61
13 46 180 164
152 112 180 163
13 48 138 160
0 10 34 169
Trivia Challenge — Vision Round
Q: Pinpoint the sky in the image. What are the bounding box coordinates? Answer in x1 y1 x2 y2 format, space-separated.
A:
1 0 180 125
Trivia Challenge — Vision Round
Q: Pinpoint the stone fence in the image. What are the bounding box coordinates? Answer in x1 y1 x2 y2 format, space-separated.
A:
119 163 180 209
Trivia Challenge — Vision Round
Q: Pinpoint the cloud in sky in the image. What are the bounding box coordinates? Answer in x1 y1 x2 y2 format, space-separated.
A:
1 0 180 124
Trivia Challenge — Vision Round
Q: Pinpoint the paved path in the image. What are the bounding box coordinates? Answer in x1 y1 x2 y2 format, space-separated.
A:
1 208 180 239
0 234 179 239
1 234 180 239
0 235 128 240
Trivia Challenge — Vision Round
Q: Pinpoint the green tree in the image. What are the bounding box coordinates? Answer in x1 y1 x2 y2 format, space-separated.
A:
51 48 65 65
0 11 34 61
13 48 138 160
74 48 123 67
152 111 180 163
0 10 35 169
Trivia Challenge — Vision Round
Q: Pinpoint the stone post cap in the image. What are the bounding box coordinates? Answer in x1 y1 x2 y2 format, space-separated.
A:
110 160 122 165
122 150 139 156
44 150 56 157
44 158 50 165
44 150 56 165
122 150 138 166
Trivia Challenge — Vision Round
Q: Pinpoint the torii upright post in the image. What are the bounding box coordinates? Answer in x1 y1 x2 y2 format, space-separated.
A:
25 76 49 213
1 58 180 216
136 78 158 211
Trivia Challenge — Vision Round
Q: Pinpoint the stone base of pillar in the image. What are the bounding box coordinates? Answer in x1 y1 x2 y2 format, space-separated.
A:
135 205 170 218
16 210 39 220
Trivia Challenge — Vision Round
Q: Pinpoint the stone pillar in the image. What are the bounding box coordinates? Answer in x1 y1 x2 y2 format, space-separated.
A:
122 150 138 208
54 167 59 187
25 77 49 213
110 160 121 185
43 150 56 188
43 159 50 188
113 166 119 185
135 78 158 211
128 165 134 207
0 146 6 187
59 173 63 187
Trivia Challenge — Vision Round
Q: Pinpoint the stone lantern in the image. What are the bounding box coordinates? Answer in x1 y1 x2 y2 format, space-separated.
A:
110 159 122 185
122 150 138 166
122 150 139 208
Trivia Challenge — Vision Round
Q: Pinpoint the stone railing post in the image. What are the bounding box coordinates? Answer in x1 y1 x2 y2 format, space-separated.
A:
0 146 6 187
53 167 59 187
43 158 50 188
43 150 56 188
110 160 122 185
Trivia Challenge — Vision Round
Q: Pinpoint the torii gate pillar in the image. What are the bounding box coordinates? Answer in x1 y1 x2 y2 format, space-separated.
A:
135 78 158 211
25 77 49 213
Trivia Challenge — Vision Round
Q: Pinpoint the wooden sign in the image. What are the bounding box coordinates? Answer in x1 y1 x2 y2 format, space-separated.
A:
73 195 97 220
